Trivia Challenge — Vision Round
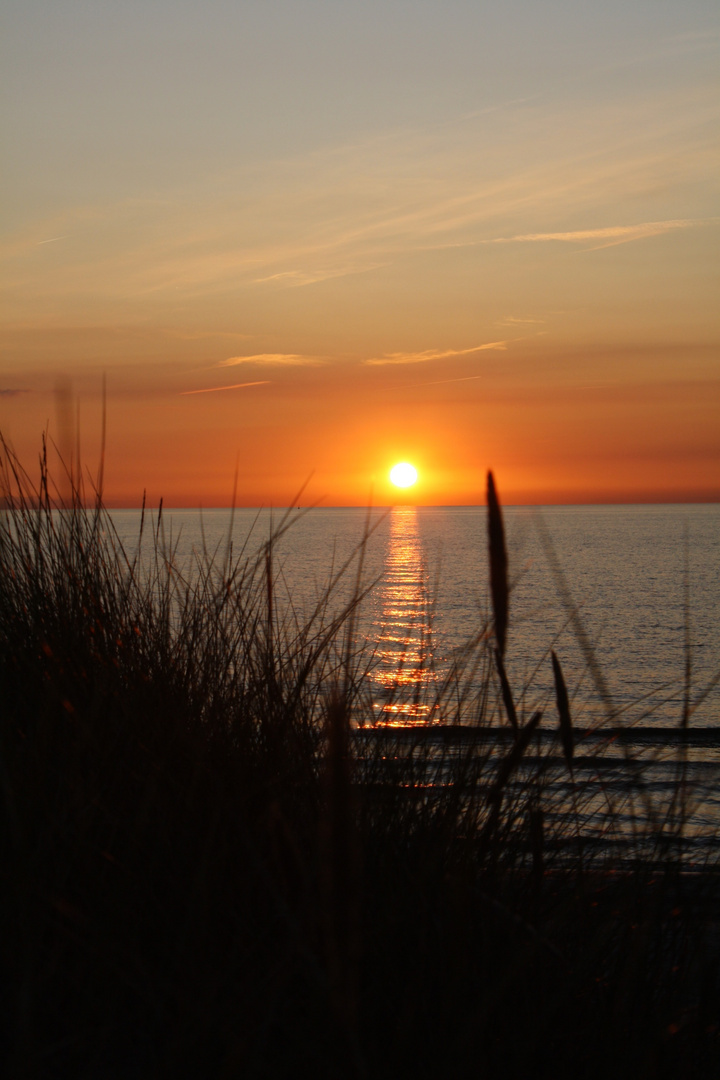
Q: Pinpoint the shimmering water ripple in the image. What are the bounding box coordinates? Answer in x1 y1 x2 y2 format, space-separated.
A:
370 505 439 721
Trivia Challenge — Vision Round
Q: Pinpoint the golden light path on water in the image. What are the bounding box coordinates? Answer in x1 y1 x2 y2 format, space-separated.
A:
370 505 440 724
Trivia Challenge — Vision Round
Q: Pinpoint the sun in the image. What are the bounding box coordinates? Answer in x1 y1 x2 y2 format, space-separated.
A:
389 462 418 489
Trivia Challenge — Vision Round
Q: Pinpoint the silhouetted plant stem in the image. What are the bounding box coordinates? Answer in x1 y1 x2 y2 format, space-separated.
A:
486 470 509 658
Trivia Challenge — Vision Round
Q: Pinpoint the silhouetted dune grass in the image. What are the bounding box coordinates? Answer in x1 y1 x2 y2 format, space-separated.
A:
0 437 718 1078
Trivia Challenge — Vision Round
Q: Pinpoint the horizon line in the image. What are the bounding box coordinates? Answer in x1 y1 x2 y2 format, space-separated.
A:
95 499 720 511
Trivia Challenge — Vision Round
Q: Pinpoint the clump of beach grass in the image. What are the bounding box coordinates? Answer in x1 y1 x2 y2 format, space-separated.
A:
0 437 718 1079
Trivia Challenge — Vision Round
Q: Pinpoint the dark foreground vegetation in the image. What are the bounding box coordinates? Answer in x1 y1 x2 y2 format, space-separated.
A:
1 439 719 1079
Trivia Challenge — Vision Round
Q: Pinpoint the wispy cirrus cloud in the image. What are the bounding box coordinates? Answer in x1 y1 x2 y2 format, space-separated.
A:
219 353 324 367
490 219 700 249
4 81 716 324
254 263 385 287
364 341 508 366
180 381 270 396
499 316 545 326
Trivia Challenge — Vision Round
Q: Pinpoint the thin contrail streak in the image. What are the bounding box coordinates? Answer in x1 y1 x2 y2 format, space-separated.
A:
365 341 507 366
395 373 489 392
180 381 271 395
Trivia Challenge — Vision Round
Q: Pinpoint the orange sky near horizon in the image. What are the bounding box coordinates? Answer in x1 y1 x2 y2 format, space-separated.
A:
2 330 717 507
1 2 718 507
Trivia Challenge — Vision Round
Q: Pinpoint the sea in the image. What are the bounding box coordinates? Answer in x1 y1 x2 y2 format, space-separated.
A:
108 503 720 731
108 502 720 863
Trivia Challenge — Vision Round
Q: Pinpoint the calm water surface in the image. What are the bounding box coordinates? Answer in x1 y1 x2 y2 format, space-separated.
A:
108 504 720 730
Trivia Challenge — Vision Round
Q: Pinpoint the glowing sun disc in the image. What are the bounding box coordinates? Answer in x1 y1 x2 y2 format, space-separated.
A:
390 462 418 488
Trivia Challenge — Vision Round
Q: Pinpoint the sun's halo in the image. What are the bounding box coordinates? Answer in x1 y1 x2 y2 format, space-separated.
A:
389 462 418 489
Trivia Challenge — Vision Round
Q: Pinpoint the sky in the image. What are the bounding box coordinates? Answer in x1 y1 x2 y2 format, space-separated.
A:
1 0 718 506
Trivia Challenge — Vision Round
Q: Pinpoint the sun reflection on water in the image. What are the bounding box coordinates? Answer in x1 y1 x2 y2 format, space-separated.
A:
370 506 439 725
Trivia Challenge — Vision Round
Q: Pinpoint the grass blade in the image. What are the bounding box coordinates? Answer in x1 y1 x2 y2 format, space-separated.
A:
551 649 574 767
487 470 508 657
495 647 518 731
